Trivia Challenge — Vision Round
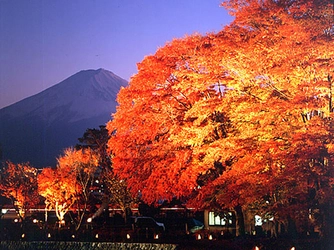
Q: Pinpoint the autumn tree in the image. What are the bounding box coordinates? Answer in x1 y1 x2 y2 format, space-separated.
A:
38 166 77 225
38 148 99 230
59 148 99 230
107 0 333 237
76 126 136 221
104 169 135 218
0 161 39 220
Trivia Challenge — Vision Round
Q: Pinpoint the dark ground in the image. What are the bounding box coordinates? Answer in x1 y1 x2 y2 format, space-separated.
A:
0 217 332 250
0 238 330 250
174 237 331 250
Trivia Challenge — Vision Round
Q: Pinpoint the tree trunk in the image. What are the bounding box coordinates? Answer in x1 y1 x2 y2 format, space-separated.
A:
234 205 245 237
75 202 87 231
287 216 297 238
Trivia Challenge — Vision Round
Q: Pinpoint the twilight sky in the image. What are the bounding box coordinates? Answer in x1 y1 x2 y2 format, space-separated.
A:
0 0 233 109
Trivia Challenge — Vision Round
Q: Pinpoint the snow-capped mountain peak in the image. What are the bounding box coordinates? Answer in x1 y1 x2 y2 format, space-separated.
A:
0 69 127 167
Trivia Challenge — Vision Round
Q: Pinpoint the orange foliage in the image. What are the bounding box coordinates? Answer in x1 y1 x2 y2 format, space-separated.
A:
38 166 77 221
0 162 39 218
38 148 99 226
107 0 334 225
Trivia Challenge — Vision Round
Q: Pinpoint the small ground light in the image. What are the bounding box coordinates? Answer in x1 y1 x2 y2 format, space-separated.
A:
254 247 260 250
208 234 213 240
291 247 296 250
21 234 25 238
47 233 51 238
33 219 38 223
14 218 19 223
197 234 202 240
154 234 159 240
95 234 99 239
72 235 75 239
126 233 131 239
87 217 92 223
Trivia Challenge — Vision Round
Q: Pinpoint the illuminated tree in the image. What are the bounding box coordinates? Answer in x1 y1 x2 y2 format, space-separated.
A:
0 161 39 219
107 0 333 236
38 166 76 225
76 126 135 221
104 169 135 217
38 148 99 230
58 148 99 230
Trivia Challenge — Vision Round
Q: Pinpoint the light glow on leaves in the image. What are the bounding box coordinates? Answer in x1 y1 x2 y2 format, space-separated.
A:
0 162 39 218
38 147 99 229
107 0 334 229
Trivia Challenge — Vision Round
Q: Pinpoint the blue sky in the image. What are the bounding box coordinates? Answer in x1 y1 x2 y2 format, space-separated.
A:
0 0 233 109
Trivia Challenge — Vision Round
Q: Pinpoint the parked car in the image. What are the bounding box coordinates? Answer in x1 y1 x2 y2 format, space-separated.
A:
187 218 204 234
125 216 165 240
132 216 165 232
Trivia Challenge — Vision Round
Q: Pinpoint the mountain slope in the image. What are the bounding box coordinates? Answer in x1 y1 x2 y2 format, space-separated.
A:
0 69 127 167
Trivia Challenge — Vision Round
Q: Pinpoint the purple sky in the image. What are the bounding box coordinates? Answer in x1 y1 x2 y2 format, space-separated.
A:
0 0 233 109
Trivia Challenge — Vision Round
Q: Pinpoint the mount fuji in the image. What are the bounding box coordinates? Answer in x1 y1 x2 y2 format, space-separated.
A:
0 69 128 167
